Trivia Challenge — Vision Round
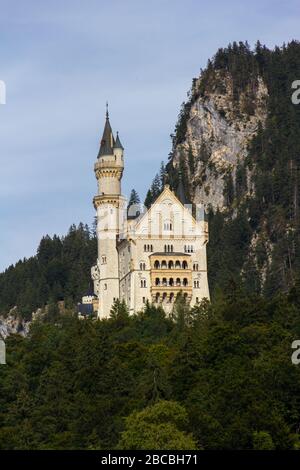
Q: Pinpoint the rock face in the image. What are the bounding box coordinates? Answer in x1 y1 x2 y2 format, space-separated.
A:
171 72 268 210
0 310 30 339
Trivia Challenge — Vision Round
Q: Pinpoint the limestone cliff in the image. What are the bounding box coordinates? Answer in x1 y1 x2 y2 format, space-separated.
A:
170 71 268 210
0 309 30 339
162 42 300 296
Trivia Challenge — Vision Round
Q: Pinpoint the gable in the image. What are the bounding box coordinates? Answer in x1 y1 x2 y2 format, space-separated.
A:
133 186 197 238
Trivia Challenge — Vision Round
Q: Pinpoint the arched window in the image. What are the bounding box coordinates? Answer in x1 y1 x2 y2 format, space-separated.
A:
168 260 174 269
170 292 174 302
162 292 167 301
162 277 167 286
176 278 181 286
183 278 188 286
154 260 160 269
169 278 174 286
161 260 167 269
155 277 160 286
155 293 160 303
175 260 181 269
101 255 107 264
163 220 173 231
182 260 188 270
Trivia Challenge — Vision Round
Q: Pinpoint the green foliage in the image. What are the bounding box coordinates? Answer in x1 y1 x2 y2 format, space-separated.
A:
0 223 97 318
1 290 300 450
252 431 275 450
117 401 197 450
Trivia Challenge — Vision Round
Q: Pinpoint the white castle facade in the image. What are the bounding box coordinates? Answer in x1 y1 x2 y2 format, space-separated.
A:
91 111 210 318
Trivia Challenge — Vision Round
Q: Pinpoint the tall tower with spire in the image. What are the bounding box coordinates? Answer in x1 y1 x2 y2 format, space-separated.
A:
92 107 126 318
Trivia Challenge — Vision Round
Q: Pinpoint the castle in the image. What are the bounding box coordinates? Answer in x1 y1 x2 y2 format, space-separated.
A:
90 110 210 318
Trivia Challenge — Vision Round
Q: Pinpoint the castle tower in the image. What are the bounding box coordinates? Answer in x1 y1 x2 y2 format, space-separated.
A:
92 107 126 318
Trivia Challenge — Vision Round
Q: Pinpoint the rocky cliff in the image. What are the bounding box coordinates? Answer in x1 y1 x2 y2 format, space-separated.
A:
170 72 268 209
163 41 300 296
0 309 30 339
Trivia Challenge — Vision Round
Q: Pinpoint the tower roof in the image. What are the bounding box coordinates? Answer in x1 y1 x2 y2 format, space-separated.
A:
113 131 124 150
98 106 115 158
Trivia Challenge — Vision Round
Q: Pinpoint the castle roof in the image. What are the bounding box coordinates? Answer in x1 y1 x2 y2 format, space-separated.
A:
113 131 124 150
98 107 115 157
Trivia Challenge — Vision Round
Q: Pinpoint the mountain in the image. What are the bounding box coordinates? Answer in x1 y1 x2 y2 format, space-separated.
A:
159 40 300 297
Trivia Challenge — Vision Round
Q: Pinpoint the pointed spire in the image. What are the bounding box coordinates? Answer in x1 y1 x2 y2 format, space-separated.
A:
114 131 124 150
98 104 115 158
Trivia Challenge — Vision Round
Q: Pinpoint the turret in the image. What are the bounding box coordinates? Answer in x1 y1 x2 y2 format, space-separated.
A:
92 106 126 319
94 107 124 196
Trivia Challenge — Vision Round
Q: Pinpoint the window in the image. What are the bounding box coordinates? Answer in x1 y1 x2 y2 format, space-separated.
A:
142 297 146 304
193 263 199 271
141 279 146 288
101 255 107 264
154 260 160 269
163 221 173 231
104 283 107 290
140 262 146 270
194 280 199 288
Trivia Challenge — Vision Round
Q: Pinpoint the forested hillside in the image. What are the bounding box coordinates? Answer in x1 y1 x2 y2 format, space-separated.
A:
1 288 300 450
148 41 300 298
0 224 97 318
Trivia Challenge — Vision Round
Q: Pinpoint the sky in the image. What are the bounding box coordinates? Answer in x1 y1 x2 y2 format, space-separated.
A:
0 0 300 272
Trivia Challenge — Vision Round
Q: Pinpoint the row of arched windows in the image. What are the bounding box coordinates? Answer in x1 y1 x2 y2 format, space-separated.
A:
194 280 200 288
155 277 188 287
144 244 153 252
184 245 194 253
154 260 188 269
164 244 173 252
141 279 147 288
155 292 188 302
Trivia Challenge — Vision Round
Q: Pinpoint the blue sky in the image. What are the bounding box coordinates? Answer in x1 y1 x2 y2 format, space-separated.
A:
0 0 299 272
